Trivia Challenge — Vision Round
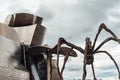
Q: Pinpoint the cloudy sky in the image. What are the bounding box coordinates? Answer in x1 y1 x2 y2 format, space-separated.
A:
1 0 120 79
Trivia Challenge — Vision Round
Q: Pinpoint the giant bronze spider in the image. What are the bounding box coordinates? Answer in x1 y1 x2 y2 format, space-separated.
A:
49 23 120 80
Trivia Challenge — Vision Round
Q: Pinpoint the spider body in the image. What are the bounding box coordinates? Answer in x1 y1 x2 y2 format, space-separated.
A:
49 23 120 80
84 37 94 65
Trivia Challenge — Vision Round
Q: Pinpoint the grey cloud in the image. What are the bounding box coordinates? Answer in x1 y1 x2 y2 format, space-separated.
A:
65 60 83 72
35 5 55 21
99 65 117 71
66 66 81 72
109 11 120 19
8 4 32 13
97 71 117 77
42 0 120 46
109 23 120 37
1 0 120 79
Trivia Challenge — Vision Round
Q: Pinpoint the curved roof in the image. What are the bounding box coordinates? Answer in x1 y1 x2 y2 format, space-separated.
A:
29 46 77 57
5 13 43 27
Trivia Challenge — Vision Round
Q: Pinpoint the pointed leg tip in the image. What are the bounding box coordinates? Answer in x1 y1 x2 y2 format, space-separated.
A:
99 23 107 30
100 23 106 27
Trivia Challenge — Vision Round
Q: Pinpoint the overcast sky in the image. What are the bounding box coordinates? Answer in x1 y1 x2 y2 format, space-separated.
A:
0 0 120 79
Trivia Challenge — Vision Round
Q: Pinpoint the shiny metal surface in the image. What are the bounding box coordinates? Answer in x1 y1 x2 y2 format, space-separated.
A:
5 13 46 46
5 13 43 27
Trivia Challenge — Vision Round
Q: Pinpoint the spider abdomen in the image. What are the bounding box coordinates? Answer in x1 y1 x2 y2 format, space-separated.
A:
86 54 94 65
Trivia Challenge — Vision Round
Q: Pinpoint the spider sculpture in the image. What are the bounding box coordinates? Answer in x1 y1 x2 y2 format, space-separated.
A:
48 23 120 80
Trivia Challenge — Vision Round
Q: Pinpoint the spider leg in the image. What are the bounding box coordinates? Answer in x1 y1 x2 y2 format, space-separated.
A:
51 37 84 80
48 38 64 80
82 62 87 80
93 37 120 53
91 63 97 80
60 48 73 75
59 37 84 54
56 38 63 80
92 23 118 50
95 50 120 79
48 47 59 80
82 38 89 80
100 23 118 38
58 38 84 79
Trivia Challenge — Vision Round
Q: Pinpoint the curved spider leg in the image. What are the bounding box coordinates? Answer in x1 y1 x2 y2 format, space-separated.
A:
56 37 84 79
65 42 84 54
47 46 57 80
59 37 84 54
82 40 89 80
92 23 118 50
56 38 63 80
60 47 73 75
82 61 87 80
95 50 120 79
91 63 97 80
49 38 64 80
93 37 120 53
100 23 118 38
